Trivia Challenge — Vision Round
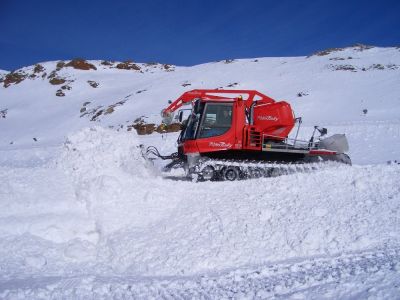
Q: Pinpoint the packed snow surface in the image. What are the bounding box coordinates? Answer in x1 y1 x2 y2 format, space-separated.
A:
1 46 400 298
0 127 399 298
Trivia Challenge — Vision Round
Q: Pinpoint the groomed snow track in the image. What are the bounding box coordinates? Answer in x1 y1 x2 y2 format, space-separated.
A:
1 247 399 299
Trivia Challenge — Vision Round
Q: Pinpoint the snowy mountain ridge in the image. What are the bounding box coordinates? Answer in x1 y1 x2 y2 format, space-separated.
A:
1 44 399 151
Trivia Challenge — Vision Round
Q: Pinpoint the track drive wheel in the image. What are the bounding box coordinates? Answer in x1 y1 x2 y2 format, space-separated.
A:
222 166 240 181
250 167 265 179
201 165 216 181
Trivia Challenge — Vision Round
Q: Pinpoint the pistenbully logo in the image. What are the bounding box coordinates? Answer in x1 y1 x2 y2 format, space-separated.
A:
209 142 232 148
257 115 278 121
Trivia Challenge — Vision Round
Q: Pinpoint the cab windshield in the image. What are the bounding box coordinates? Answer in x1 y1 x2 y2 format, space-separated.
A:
181 113 200 140
198 103 233 138
180 102 233 141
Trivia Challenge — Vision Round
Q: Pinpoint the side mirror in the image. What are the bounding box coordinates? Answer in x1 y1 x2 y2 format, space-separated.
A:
178 110 184 122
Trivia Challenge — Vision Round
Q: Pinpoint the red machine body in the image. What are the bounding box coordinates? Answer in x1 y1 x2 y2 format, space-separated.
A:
162 89 296 156
148 89 350 180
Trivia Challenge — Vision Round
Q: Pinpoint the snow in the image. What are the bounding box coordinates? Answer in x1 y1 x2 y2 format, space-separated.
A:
0 46 400 298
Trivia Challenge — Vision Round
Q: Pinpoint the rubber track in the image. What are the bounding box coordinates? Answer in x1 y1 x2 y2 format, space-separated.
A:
192 158 347 181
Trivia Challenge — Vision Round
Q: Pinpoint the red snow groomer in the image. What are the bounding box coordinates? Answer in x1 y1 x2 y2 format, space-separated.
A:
145 89 351 181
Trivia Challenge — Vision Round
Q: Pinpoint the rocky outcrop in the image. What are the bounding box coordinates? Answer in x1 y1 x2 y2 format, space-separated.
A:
2 71 28 88
65 59 97 71
116 61 141 71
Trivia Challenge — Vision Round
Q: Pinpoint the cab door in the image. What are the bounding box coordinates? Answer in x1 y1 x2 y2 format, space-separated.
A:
195 102 236 153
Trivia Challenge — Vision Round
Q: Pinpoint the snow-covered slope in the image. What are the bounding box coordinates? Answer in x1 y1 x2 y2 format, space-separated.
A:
1 45 400 298
1 45 400 160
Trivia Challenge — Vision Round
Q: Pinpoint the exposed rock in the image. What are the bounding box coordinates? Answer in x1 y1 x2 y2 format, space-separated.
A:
156 123 182 133
352 43 374 52
56 61 65 70
133 117 144 124
0 109 7 119
310 44 375 57
103 100 126 116
163 64 173 71
370 64 385 70
386 64 399 70
312 47 345 57
134 123 157 135
101 60 114 66
49 77 66 85
80 105 102 119
61 85 72 90
136 89 146 94
144 62 158 66
87 80 99 88
56 89 65 97
182 82 191 87
224 59 235 64
328 64 357 72
130 116 182 135
361 64 397 71
297 92 309 97
79 101 91 113
65 59 97 71
33 64 44 73
47 70 57 79
227 82 238 87
104 107 114 115
3 71 28 88
91 109 104 121
80 100 127 121
116 61 141 71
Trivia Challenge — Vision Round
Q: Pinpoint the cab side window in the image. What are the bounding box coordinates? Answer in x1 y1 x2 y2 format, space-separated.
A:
198 103 233 138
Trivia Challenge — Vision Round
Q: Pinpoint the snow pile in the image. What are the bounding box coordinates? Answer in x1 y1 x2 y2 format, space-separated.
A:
59 127 180 237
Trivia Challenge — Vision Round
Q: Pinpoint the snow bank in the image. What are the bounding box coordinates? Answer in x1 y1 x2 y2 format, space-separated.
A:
59 127 180 237
0 127 399 282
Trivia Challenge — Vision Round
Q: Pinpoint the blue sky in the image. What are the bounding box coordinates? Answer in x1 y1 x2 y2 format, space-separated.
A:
1 0 399 70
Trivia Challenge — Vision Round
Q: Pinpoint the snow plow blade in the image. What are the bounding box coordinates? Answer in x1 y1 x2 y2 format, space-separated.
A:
319 134 349 153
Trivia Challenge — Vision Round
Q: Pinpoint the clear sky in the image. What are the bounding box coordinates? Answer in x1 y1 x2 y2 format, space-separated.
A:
1 0 399 71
